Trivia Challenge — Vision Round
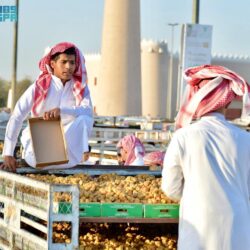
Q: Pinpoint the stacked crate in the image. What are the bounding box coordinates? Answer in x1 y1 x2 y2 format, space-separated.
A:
0 171 179 248
0 170 79 250
58 202 179 219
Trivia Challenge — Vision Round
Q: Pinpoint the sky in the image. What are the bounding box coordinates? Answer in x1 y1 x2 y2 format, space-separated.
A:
1 0 250 81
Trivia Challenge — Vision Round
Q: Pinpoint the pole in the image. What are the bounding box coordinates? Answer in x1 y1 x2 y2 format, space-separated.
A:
176 24 185 111
167 23 178 120
11 0 19 111
192 0 200 24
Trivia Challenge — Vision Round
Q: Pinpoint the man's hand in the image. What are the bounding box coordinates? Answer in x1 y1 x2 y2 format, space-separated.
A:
1 155 17 172
43 108 60 120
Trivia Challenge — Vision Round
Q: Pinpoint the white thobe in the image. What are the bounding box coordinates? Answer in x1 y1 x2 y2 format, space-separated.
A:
162 112 250 250
129 146 144 166
3 75 93 169
130 155 144 166
130 147 144 166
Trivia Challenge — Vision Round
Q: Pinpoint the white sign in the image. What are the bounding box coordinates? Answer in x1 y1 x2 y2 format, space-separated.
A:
177 24 213 108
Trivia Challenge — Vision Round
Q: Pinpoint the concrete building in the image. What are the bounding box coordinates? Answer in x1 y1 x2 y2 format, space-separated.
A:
212 54 250 82
141 40 168 118
85 54 101 115
86 0 250 119
97 0 141 116
86 44 250 119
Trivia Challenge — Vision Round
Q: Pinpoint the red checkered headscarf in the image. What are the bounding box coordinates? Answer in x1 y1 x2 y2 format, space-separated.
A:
117 135 145 165
31 42 87 116
175 65 250 129
143 151 165 167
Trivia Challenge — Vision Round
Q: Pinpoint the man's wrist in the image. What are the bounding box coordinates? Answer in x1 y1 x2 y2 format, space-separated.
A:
2 139 15 157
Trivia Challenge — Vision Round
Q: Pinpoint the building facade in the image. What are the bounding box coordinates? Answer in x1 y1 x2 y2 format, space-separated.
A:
86 43 250 119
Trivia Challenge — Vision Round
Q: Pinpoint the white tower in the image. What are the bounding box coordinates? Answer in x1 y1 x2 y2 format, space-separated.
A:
98 0 141 116
141 40 168 118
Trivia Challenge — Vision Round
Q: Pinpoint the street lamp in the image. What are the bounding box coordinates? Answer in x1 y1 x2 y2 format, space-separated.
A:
167 23 179 120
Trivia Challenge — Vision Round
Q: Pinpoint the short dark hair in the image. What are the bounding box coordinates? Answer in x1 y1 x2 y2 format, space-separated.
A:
50 47 76 61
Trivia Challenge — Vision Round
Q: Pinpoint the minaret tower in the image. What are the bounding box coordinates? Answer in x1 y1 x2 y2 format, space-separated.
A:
98 0 141 116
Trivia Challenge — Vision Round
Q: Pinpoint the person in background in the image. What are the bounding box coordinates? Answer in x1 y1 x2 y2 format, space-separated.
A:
117 149 124 166
82 145 91 162
82 145 95 165
2 42 93 172
116 134 145 166
143 151 165 167
161 65 250 250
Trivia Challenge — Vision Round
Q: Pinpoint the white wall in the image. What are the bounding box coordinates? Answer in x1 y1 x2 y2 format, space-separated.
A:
85 47 250 119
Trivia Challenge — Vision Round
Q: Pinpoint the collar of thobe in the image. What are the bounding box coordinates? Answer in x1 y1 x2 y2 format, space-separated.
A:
200 112 226 121
51 75 72 89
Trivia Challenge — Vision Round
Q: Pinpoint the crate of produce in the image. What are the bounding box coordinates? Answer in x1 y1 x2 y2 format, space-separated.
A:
0 170 80 250
101 203 143 218
80 203 101 217
144 204 179 218
58 202 101 217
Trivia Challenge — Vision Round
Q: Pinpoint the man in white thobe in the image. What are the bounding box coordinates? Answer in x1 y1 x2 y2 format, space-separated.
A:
162 65 250 250
2 42 93 171
116 134 145 166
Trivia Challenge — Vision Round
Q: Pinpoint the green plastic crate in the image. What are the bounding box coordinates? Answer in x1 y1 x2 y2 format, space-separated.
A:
101 203 143 218
58 202 101 217
144 204 179 218
58 202 72 214
79 203 101 217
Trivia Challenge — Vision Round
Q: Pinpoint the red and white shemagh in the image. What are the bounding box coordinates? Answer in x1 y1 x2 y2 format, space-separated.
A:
31 42 87 116
175 65 250 130
117 135 145 165
143 151 165 166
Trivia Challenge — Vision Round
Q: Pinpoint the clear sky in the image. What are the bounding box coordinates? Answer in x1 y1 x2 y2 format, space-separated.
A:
1 0 250 81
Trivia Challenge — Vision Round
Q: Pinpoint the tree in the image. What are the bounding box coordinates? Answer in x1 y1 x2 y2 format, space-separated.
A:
0 77 32 108
16 78 32 101
0 78 10 107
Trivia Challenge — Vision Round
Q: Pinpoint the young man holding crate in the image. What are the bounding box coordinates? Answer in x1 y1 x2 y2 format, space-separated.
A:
2 42 93 171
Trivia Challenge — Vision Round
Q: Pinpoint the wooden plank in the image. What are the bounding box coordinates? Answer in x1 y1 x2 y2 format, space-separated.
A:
75 164 149 170
80 217 178 224
20 216 47 234
16 167 162 176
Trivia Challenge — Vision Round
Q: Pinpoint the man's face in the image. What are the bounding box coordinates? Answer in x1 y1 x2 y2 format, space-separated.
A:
120 147 128 162
116 152 123 165
50 53 76 84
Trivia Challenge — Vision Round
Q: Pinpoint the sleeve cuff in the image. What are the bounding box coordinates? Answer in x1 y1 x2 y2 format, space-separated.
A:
2 140 15 156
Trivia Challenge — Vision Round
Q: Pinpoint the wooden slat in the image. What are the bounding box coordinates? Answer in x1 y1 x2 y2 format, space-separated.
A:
80 217 178 224
20 216 47 234
16 167 162 176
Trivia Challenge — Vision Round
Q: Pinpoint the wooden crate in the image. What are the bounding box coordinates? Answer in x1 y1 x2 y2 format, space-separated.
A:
28 117 68 167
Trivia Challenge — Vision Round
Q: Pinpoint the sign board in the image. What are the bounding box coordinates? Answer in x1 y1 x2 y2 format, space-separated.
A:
177 24 213 109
